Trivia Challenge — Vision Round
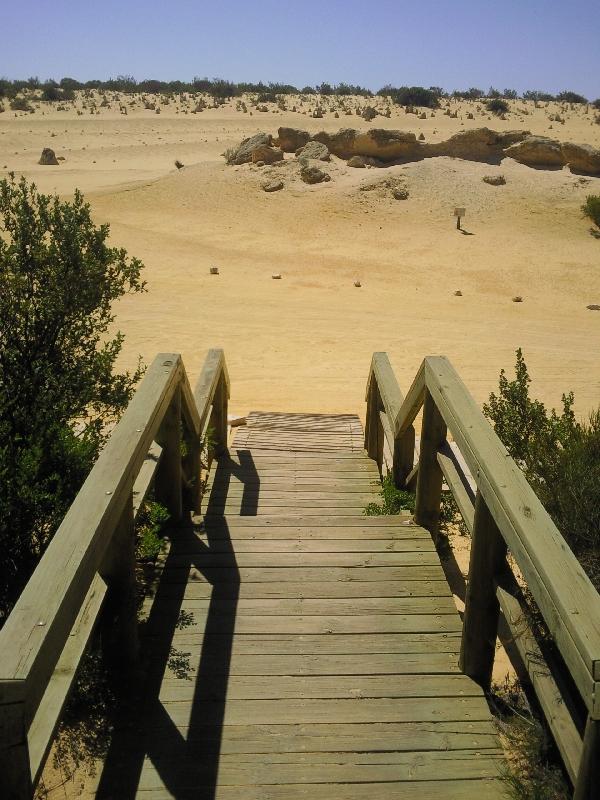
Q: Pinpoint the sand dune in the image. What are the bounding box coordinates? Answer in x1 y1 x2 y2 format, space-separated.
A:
2 93 599 418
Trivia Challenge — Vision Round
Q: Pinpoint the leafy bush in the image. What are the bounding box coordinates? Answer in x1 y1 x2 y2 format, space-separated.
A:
364 474 415 516
135 501 170 561
582 194 600 228
41 84 61 101
486 98 509 114
0 175 145 623
484 349 600 585
522 90 555 102
384 86 439 108
10 96 33 111
556 90 588 104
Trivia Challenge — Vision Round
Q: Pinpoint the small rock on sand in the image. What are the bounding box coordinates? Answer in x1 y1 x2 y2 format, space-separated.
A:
300 165 330 184
38 147 59 165
262 179 284 192
348 155 366 168
482 174 506 185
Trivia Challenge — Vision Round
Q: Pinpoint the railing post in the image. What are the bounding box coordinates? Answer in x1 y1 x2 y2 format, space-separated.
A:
574 715 600 800
0 683 33 800
156 385 183 520
100 496 139 668
365 380 383 473
459 490 507 690
414 390 447 541
212 375 228 455
393 426 415 488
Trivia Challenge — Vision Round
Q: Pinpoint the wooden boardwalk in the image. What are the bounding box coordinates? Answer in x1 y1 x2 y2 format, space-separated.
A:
94 412 504 798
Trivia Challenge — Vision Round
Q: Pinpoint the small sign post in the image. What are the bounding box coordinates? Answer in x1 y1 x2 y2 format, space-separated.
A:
454 207 466 230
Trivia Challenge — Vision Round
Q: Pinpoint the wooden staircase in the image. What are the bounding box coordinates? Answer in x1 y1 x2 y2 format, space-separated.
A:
3 351 599 799
104 411 504 798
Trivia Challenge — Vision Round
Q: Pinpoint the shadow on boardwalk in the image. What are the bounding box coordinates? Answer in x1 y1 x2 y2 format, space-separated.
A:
95 452 257 799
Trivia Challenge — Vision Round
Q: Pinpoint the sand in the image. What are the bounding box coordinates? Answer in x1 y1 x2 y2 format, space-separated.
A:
2 92 599 421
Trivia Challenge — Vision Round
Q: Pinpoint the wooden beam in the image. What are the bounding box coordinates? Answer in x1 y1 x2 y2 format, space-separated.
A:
497 583 582 782
0 682 32 800
99 497 139 666
437 444 475 533
414 391 447 542
27 574 107 787
460 492 507 690
574 716 600 800
155 385 183 520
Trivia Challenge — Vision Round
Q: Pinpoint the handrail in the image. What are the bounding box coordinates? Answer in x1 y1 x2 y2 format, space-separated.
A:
0 349 229 798
365 352 600 797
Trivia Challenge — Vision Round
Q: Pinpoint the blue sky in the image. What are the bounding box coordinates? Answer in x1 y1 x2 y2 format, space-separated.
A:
4 0 599 97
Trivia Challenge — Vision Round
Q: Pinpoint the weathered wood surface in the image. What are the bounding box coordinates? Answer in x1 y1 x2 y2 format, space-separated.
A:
92 411 504 798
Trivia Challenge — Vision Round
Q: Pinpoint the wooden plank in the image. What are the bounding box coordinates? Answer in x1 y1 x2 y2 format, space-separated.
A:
27 574 107 786
175 538 434 553
136 750 503 789
155 652 461 677
132 441 162 517
164 551 442 568
497 585 582 782
158 673 481 701
149 595 457 616
101 720 499 753
156 580 452 599
156 633 462 655
162 565 448 583
132 780 506 800
194 348 229 431
149 695 495 727
437 443 475 533
423 356 600 698
147 613 463 635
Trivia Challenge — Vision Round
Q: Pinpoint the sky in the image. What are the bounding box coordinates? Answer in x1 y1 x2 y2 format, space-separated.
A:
3 0 599 98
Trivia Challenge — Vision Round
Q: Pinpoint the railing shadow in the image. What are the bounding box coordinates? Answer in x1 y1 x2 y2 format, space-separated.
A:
95 449 259 798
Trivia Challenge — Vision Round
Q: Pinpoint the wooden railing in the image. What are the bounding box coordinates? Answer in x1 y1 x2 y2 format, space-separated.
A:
0 349 229 799
365 353 600 799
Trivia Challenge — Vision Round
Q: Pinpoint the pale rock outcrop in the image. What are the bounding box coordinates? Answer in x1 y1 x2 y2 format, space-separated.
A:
313 128 420 162
503 136 564 167
295 140 330 161
251 145 284 164
561 142 600 175
275 127 310 153
425 128 530 161
231 132 272 164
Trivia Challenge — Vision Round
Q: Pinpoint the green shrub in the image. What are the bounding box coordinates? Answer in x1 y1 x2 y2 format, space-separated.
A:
486 97 509 115
582 194 600 227
10 96 33 111
135 501 170 561
556 90 588 104
383 85 439 109
0 175 145 623
41 84 61 102
364 473 415 516
484 349 600 586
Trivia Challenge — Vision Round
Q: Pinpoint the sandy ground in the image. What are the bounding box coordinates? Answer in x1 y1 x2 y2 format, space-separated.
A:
2 91 599 422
